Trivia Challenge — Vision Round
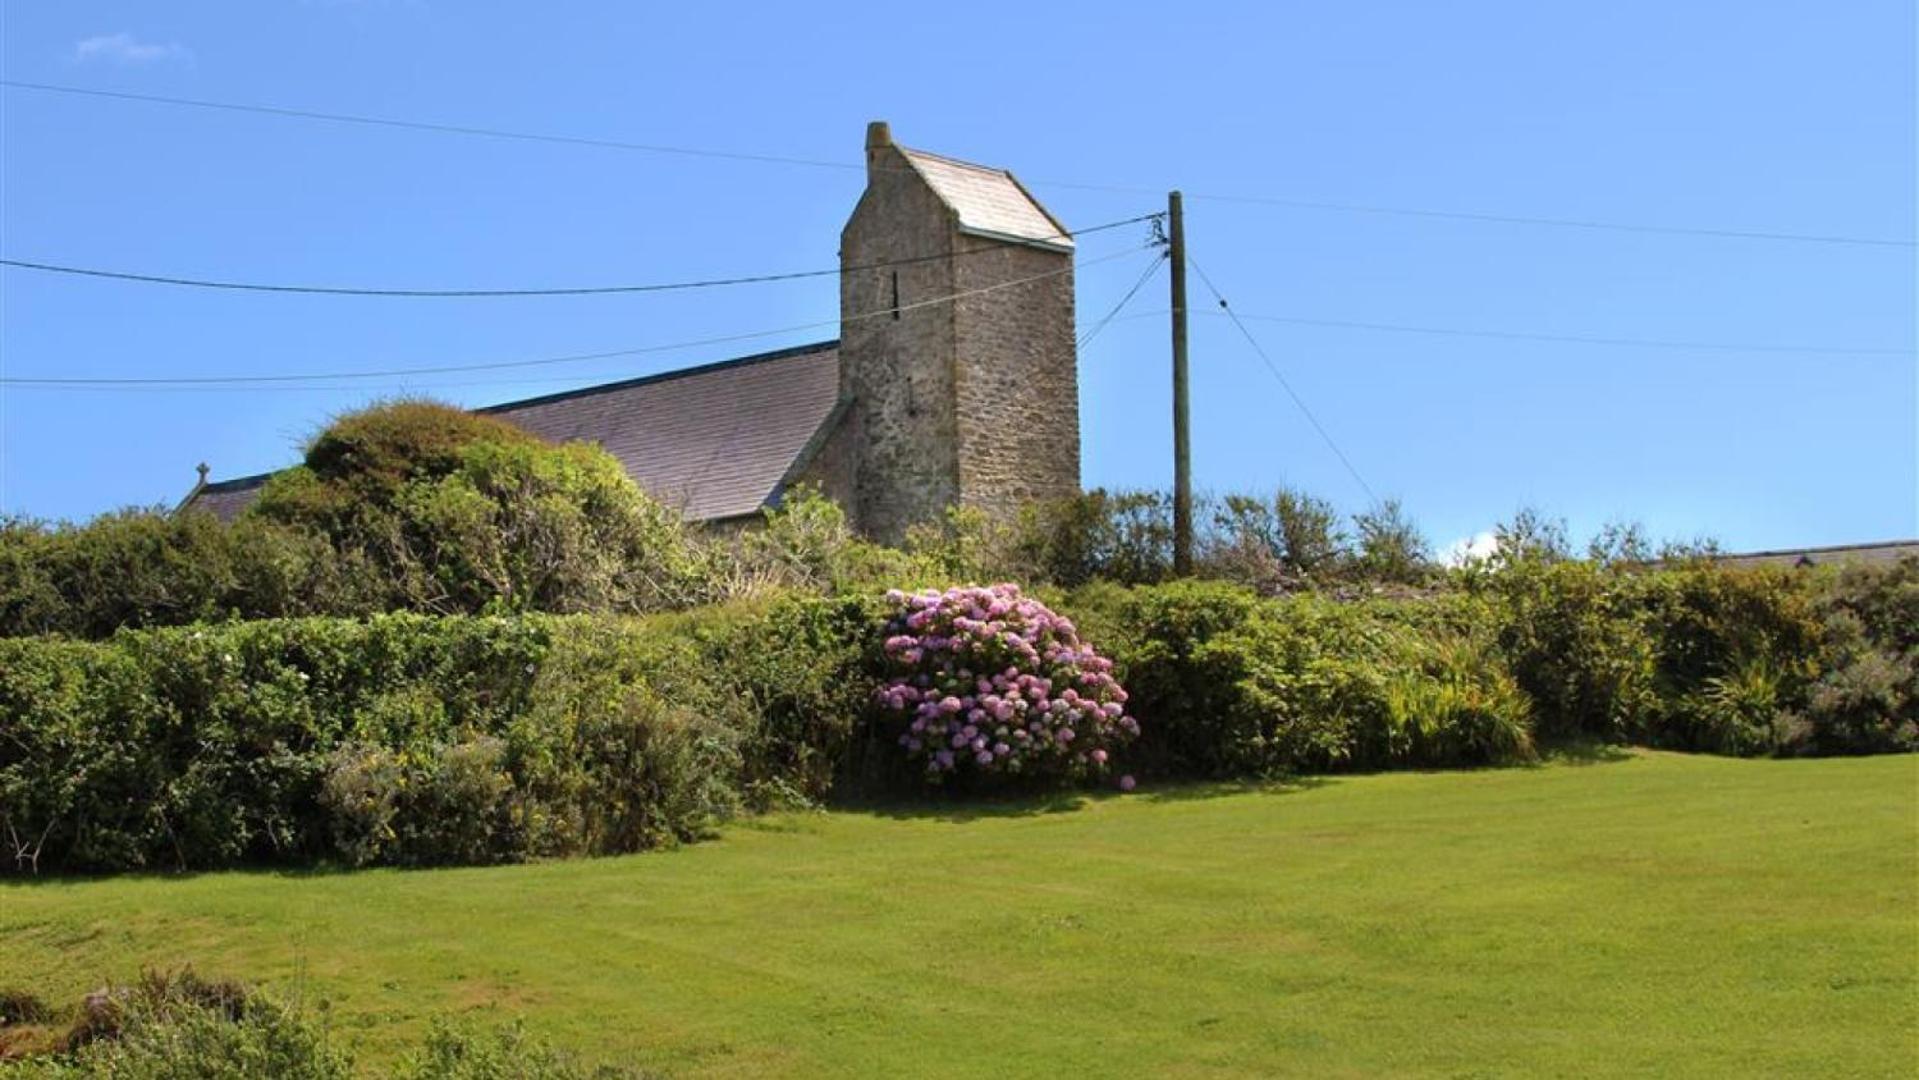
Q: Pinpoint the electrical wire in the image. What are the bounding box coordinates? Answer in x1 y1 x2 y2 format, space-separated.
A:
0 79 864 171
6 79 1909 250
1203 311 1914 357
1186 254 1382 505
1078 249 1167 351
0 214 1159 298
1171 192 1915 249
0 243 1149 387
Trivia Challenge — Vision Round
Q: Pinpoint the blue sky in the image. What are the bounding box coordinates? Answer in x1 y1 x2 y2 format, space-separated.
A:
2 1 1914 556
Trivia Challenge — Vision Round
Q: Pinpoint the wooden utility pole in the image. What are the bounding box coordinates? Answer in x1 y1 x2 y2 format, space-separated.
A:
1168 191 1193 575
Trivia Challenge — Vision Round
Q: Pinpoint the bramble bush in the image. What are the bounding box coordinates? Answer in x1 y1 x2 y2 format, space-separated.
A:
877 585 1137 784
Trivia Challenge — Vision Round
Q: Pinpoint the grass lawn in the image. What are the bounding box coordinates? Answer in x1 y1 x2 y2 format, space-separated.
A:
4 750 1914 1077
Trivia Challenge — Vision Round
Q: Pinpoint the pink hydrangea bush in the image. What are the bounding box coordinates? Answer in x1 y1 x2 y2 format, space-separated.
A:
877 584 1138 781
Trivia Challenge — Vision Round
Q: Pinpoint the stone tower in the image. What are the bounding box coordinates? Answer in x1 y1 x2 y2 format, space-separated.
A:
838 121 1081 543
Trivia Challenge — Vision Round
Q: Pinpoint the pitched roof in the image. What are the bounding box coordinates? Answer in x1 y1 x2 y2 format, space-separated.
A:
1709 540 1919 570
899 147 1074 252
183 341 845 523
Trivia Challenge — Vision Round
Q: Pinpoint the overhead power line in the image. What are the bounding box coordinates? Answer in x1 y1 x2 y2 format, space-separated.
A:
0 214 1159 298
6 79 1911 251
1171 192 1915 249
1186 255 1381 505
1205 311 1914 357
0 79 863 171
1078 249 1167 351
0 243 1154 387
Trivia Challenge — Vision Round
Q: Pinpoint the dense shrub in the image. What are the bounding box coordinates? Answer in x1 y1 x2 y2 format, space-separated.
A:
1629 560 1823 753
875 585 1136 783
1468 553 1833 755
1782 557 1919 755
0 511 373 640
253 402 712 616
0 402 720 640
0 596 871 874
1066 581 1533 777
1472 558 1657 741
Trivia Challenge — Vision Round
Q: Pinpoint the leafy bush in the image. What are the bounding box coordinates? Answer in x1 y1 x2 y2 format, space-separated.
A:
0 595 870 874
253 402 712 616
1472 558 1657 741
0 511 371 640
876 585 1136 783
1782 557 1919 755
1066 581 1532 776
1627 560 1822 754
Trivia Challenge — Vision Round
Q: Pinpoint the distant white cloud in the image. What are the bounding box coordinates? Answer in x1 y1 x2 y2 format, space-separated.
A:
1441 530 1500 567
72 33 191 66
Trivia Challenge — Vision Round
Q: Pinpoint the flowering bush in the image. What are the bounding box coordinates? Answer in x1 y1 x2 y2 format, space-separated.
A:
877 584 1138 781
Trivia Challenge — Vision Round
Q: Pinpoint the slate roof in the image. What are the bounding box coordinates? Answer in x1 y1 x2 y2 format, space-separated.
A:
1708 540 1919 570
899 147 1074 252
182 341 845 523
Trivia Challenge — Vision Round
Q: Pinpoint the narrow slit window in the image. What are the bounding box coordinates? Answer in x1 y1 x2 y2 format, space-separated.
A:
890 271 901 320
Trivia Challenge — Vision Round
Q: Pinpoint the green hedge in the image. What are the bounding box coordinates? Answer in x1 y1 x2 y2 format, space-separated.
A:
1062 581 1534 777
4 559 1911 875
0 595 877 873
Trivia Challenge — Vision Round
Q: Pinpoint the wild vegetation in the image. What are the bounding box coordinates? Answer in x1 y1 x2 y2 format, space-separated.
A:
0 401 1912 876
0 970 638 1077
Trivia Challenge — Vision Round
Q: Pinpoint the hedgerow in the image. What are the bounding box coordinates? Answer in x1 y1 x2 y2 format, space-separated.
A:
0 596 874 874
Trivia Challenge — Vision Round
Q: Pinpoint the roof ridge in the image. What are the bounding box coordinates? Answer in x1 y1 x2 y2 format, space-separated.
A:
898 144 1010 176
474 339 838 414
1719 539 1919 559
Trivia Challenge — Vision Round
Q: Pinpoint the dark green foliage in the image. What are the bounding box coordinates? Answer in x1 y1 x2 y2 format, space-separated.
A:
1629 559 1823 753
1782 557 1919 755
254 402 711 616
0 597 871 873
0 511 372 640
0 401 716 641
1468 550 1894 756
1064 580 1532 777
1473 558 1657 741
1008 489 1177 587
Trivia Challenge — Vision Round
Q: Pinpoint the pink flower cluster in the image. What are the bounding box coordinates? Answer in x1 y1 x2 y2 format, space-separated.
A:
878 584 1138 780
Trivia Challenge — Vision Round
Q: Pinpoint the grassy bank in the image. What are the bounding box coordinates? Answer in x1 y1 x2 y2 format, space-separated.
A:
4 751 1914 1077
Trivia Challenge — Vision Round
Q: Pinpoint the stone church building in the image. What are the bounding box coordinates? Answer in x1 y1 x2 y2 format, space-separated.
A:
183 122 1082 543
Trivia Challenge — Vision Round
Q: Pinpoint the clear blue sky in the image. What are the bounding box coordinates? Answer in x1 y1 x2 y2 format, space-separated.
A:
2 1 1914 556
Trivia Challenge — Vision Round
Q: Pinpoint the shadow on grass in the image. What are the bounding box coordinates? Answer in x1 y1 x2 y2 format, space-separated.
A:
1529 738 1636 767
834 774 1329 824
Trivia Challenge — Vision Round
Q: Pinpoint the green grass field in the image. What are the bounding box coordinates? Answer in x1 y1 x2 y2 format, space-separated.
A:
4 751 1914 1077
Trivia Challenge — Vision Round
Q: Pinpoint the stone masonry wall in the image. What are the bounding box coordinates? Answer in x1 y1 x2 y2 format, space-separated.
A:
838 140 961 544
837 125 1081 543
950 237 1080 521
